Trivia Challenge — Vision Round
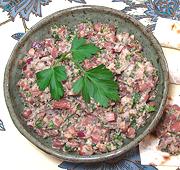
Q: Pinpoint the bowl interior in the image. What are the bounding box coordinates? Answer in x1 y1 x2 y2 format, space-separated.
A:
4 5 168 162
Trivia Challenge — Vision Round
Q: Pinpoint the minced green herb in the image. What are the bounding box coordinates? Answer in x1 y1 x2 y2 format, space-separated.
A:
115 62 121 68
92 143 96 147
131 117 137 129
48 120 55 129
126 54 132 61
146 105 156 112
64 144 73 152
132 92 141 108
114 132 123 141
35 119 43 129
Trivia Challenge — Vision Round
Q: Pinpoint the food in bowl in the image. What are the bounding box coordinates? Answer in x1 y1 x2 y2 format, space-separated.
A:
156 104 180 155
17 22 158 156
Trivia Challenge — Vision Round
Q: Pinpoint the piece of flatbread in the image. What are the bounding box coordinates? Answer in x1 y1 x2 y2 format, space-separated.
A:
140 134 180 167
139 84 180 167
154 18 180 50
162 47 180 85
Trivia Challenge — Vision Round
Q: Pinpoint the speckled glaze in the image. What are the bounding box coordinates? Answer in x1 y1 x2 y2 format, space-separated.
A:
4 5 169 163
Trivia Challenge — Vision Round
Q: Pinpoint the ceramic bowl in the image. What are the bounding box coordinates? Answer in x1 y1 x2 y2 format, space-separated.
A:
4 5 168 162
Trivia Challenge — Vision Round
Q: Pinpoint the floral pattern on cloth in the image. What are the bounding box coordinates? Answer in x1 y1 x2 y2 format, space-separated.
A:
0 119 5 131
59 147 158 170
145 0 180 21
0 0 179 35
0 0 52 21
113 0 180 30
68 0 86 4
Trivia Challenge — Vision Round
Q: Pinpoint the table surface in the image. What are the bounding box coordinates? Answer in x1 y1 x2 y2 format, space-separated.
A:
0 0 180 170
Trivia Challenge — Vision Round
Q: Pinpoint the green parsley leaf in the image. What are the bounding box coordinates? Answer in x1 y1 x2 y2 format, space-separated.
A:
72 35 86 49
71 35 100 63
73 64 119 107
53 66 67 82
36 66 67 100
72 77 84 94
36 68 52 91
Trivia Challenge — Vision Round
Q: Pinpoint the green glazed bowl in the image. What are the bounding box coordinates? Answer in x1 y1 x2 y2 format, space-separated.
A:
4 5 169 162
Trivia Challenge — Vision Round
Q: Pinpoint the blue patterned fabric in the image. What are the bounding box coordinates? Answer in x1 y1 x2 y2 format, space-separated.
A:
0 0 51 21
59 147 158 170
112 0 180 30
68 0 86 4
0 119 5 131
7 0 180 41
145 0 180 21
11 32 25 40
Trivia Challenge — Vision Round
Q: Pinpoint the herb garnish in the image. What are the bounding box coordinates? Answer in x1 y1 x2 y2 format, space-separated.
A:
36 66 67 100
36 36 119 107
73 64 119 107
71 36 100 63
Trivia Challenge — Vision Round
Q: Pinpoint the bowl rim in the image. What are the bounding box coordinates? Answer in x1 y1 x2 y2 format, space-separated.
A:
4 5 169 162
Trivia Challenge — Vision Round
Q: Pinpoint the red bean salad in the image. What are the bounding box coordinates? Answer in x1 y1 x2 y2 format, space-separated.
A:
156 104 180 155
18 22 158 155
